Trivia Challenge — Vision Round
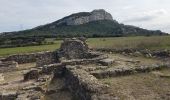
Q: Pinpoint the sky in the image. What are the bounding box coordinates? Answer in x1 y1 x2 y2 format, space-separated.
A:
0 0 170 33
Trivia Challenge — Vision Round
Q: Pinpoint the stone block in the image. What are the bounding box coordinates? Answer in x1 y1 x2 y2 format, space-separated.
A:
99 58 114 66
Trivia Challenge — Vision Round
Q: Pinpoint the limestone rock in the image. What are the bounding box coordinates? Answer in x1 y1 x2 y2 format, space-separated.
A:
0 91 17 100
99 58 114 66
0 61 18 73
0 73 4 82
57 9 113 26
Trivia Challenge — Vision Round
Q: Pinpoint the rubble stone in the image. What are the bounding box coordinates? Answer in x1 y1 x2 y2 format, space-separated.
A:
0 91 17 100
99 58 114 66
59 38 89 59
0 61 18 73
65 66 118 100
24 69 39 81
0 73 4 82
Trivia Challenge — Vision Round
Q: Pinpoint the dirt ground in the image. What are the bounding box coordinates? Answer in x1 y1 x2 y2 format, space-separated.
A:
101 68 170 100
45 78 72 100
0 52 169 100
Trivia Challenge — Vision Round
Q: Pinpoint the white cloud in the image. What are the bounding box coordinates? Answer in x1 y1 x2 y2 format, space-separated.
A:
123 9 168 23
0 0 170 33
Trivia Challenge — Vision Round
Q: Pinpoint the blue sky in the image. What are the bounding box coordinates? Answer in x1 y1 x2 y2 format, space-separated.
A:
0 0 170 33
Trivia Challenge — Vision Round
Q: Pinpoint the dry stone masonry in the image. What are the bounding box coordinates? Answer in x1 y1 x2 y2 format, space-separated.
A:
0 73 4 82
59 38 89 59
0 38 170 100
0 61 18 72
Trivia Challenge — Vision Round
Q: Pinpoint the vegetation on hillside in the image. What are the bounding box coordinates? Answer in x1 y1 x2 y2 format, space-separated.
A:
1 20 167 39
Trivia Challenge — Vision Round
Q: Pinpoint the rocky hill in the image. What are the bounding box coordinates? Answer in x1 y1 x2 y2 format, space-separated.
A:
0 9 167 39
55 9 113 26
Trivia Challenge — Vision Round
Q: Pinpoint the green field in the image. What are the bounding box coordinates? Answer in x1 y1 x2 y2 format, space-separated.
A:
0 36 170 57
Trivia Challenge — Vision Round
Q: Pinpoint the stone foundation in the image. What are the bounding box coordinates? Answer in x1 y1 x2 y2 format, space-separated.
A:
24 69 40 81
0 91 17 100
0 73 4 82
1 51 55 64
0 61 18 72
95 48 170 58
58 38 89 59
1 38 170 100
36 51 58 67
64 65 117 100
91 64 169 79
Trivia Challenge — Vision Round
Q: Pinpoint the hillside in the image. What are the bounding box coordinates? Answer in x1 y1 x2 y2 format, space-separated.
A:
0 9 167 39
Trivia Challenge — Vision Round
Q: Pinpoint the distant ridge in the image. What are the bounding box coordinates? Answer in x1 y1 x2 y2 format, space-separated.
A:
0 9 167 38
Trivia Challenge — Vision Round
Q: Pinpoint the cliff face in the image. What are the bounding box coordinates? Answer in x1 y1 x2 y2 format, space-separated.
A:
56 9 113 25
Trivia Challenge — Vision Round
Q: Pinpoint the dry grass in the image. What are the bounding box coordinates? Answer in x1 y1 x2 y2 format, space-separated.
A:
0 36 170 57
101 68 170 100
87 36 170 50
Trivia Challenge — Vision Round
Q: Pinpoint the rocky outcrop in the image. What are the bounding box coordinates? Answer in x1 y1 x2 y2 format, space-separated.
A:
56 9 113 26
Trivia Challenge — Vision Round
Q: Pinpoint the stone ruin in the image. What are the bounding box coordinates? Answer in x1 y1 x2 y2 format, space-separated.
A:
20 38 117 100
36 37 109 67
0 73 4 82
0 61 18 73
59 38 89 59
1 37 170 100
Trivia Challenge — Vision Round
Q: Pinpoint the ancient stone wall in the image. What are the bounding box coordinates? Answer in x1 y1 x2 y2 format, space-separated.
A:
0 73 4 82
1 51 55 64
95 48 170 58
36 51 58 67
91 64 169 79
0 61 18 73
64 65 117 100
59 38 89 59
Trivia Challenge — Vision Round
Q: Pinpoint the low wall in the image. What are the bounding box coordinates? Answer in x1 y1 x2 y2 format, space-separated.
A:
91 64 169 79
0 61 18 73
1 51 55 64
36 51 58 67
64 65 117 100
94 48 170 58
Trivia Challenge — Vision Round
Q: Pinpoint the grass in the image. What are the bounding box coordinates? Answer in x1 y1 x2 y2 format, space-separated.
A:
87 36 170 50
0 36 170 57
0 41 61 57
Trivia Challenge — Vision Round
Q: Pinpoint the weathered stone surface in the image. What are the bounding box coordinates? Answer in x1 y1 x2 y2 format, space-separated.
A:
95 48 170 59
36 51 58 67
24 69 39 81
99 58 114 66
0 91 17 100
91 64 169 79
0 73 4 82
0 61 18 72
65 66 117 100
16 90 44 100
59 38 89 59
57 9 113 26
1 51 55 64
0 61 18 68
